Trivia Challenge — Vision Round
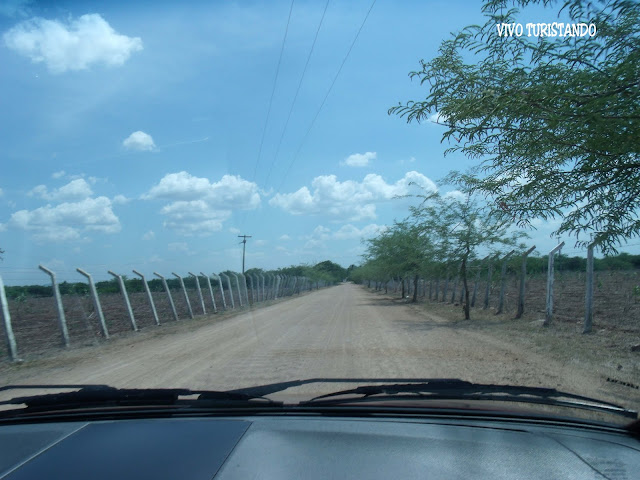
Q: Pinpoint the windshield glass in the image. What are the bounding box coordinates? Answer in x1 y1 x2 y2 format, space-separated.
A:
0 0 638 425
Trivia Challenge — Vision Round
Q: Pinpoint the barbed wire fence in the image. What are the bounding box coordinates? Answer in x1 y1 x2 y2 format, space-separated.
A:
363 242 640 338
0 266 329 362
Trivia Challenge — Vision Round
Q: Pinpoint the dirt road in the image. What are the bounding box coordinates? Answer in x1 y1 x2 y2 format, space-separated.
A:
2 283 636 409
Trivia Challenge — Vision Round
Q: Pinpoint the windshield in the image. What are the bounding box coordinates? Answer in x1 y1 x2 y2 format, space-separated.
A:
0 0 638 425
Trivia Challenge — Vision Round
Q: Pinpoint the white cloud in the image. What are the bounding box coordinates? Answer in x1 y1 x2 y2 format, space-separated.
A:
279 234 290 241
429 112 448 124
333 223 387 240
123 131 155 151
52 170 65 179
443 190 466 202
229 227 240 234
3 14 143 73
168 242 189 253
254 239 266 247
270 171 437 221
28 178 93 202
8 196 120 242
112 194 129 205
143 171 260 235
303 225 331 250
142 230 155 240
341 151 376 167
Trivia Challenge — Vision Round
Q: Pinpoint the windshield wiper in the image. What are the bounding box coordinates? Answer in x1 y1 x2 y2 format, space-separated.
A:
298 379 638 419
0 384 282 415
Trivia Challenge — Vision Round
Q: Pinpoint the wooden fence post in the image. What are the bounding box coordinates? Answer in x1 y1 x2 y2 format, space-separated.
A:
583 242 596 333
0 274 19 361
516 246 536 319
39 265 70 347
544 242 565 326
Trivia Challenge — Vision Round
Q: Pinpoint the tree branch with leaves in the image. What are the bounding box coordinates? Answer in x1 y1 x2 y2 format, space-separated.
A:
389 0 640 253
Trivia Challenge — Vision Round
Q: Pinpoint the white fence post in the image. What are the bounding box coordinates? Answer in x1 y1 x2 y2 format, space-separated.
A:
201 272 217 313
189 272 206 315
215 274 227 310
221 273 235 309
232 273 243 307
471 256 488 307
544 242 565 326
173 272 194 319
584 242 596 334
133 270 160 326
259 274 265 301
483 255 498 309
516 246 536 319
443 271 450 303
251 273 260 302
496 250 515 314
240 273 249 306
0 275 19 361
77 268 109 337
154 272 179 322
246 273 256 304
276 275 282 298
108 270 138 331
39 265 70 347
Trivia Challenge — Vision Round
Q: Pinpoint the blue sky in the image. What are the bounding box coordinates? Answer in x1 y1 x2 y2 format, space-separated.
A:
0 0 637 285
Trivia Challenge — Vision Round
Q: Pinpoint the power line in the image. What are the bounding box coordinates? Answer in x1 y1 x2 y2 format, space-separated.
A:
276 0 377 194
251 0 295 183
263 0 331 188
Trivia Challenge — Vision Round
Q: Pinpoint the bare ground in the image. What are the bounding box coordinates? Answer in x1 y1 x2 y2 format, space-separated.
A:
1 283 638 416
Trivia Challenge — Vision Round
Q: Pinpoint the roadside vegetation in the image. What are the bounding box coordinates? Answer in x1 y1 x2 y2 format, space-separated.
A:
351 0 640 321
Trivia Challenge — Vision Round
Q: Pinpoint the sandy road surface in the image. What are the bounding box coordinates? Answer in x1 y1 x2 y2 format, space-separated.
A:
1 283 636 409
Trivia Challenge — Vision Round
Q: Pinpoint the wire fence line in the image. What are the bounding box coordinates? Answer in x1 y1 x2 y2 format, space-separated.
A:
0 266 330 362
360 242 640 337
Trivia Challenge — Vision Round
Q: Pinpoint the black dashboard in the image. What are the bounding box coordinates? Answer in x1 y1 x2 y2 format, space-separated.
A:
1 415 639 479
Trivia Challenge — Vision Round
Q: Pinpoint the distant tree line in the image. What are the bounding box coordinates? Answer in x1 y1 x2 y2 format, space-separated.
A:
4 260 347 300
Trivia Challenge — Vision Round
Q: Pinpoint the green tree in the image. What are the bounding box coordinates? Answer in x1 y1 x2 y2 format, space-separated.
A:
364 221 432 301
410 192 525 319
389 0 640 253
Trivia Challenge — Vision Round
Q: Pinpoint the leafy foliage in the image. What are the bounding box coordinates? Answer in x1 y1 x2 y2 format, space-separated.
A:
389 0 640 253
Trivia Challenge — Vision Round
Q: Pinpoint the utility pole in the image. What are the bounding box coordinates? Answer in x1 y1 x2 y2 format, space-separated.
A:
238 235 252 274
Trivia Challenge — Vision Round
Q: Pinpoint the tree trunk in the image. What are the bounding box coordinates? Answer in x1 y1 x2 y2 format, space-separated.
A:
401 277 405 298
462 257 470 320
412 274 419 303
